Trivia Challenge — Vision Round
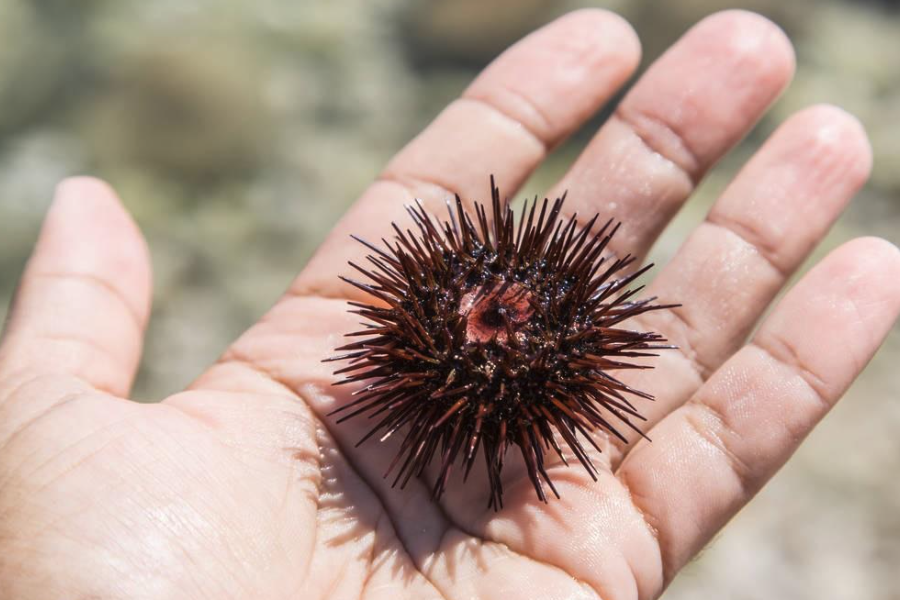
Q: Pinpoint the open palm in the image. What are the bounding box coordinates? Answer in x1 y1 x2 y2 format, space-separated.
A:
1 10 898 600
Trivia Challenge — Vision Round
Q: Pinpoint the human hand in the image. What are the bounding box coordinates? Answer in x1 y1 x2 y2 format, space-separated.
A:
1 9 898 600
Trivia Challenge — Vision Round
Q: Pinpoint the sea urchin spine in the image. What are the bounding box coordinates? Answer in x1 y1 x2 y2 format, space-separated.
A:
327 178 676 510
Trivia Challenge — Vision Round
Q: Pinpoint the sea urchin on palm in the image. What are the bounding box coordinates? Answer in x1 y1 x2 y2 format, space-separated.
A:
327 178 677 510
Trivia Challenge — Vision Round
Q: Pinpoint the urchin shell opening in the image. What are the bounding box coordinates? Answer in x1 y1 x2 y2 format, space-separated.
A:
327 177 677 510
459 280 535 344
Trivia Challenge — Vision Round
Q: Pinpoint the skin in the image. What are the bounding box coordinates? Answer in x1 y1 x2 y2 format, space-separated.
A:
0 9 898 600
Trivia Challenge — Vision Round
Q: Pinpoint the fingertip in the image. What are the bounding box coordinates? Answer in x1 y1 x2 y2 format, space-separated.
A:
556 8 642 70
834 236 900 298
691 10 796 86
464 8 642 147
37 176 152 325
750 104 873 205
51 176 145 243
808 104 873 183
819 235 899 273
54 175 117 205
787 104 872 175
779 236 900 365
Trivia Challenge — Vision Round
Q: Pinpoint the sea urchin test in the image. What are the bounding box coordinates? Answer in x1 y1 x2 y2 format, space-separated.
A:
326 178 677 510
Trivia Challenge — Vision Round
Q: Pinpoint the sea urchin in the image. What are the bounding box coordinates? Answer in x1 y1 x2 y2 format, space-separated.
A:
327 178 676 510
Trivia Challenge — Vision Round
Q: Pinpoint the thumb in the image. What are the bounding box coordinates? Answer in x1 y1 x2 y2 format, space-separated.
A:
0 177 153 397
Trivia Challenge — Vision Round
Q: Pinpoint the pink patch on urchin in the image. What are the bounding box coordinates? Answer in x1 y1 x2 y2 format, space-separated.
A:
459 281 535 344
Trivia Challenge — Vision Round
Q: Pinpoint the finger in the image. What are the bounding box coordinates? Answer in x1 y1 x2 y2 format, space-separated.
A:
295 9 641 299
548 10 795 258
616 237 900 584
0 177 152 397
609 104 872 457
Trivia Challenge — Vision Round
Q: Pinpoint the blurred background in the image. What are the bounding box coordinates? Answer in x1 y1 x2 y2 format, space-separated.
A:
0 0 898 597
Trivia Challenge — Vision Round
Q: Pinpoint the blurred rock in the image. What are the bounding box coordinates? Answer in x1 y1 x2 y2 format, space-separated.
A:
402 0 559 67
0 1 69 136
84 43 272 185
